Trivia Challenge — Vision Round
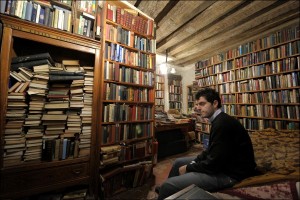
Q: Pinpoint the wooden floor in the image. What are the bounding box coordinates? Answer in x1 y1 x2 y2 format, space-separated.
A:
109 143 203 200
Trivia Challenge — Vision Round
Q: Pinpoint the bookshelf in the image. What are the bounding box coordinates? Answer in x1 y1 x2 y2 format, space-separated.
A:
1 0 101 40
189 82 209 143
187 85 194 114
194 25 300 133
0 12 101 199
99 1 156 197
0 0 101 40
168 74 182 112
155 67 165 112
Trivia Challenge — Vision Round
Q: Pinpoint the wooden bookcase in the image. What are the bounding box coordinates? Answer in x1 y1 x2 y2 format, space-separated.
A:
155 67 165 112
189 82 209 143
0 0 156 198
0 12 101 199
98 1 156 197
194 25 300 132
186 85 194 114
0 0 102 40
168 74 182 112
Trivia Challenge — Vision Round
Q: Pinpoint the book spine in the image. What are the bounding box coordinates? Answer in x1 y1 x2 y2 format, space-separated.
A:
49 75 84 81
49 71 84 76
11 59 51 71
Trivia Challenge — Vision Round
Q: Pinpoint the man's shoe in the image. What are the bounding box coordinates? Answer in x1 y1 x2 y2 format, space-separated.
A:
155 185 161 194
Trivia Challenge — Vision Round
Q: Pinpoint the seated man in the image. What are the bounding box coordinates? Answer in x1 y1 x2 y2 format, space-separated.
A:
157 88 257 200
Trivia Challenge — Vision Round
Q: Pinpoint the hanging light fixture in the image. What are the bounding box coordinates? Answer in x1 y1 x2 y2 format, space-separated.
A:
160 49 176 74
170 67 176 74
159 50 168 74
167 50 176 74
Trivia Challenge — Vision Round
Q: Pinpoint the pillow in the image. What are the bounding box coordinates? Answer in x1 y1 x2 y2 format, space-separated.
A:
250 128 300 175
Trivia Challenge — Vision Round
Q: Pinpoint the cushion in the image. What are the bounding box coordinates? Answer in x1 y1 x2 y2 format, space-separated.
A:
250 128 300 175
233 170 300 188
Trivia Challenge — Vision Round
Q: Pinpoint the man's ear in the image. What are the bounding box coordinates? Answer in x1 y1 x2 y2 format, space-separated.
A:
213 100 219 108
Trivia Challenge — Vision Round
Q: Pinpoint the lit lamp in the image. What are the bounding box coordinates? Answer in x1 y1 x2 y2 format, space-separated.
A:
160 50 176 74
170 67 176 74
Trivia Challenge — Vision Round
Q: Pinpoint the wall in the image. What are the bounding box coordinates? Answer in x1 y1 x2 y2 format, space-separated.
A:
156 53 195 113
167 64 195 114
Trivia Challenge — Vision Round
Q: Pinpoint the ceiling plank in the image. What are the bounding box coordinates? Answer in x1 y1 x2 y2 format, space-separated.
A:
125 0 299 68
170 1 296 63
126 1 137 7
133 0 170 22
134 0 142 8
168 0 280 58
179 17 299 66
156 0 246 52
172 7 300 66
173 9 299 65
155 0 216 43
189 14 299 66
154 0 180 25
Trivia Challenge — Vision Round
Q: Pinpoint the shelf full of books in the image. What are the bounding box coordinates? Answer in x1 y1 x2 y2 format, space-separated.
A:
98 1 156 197
0 0 103 39
0 14 100 198
194 25 300 131
187 85 194 114
5 55 94 165
168 74 182 112
155 67 165 112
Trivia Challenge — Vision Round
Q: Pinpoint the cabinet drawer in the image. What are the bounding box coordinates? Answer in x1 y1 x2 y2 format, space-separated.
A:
1 163 89 194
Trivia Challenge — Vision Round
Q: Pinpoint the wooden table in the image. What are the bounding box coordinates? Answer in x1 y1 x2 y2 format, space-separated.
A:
155 122 193 158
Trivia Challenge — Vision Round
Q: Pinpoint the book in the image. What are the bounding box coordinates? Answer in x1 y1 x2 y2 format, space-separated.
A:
33 63 51 72
61 138 68 160
49 75 84 81
11 53 55 65
10 71 23 82
49 71 85 76
42 114 67 121
165 184 217 200
18 81 30 93
14 82 26 93
33 73 49 80
42 139 53 161
11 59 53 71
62 188 87 200
19 67 34 78
8 82 22 93
62 60 80 66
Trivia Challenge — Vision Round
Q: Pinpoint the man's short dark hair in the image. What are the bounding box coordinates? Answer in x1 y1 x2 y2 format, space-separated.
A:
195 87 222 108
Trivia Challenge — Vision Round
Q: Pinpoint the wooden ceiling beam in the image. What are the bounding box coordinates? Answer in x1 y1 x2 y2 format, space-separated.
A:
134 0 142 8
178 17 299 66
155 0 216 44
154 0 180 25
156 0 246 52
170 2 297 63
125 0 299 67
134 1 170 22
185 19 298 66
168 0 281 58
172 11 299 66
172 10 299 65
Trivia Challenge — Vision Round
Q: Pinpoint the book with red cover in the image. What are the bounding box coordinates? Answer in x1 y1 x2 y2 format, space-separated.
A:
106 4 113 21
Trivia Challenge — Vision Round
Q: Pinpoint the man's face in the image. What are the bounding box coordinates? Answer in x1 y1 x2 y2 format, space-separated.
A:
195 96 218 119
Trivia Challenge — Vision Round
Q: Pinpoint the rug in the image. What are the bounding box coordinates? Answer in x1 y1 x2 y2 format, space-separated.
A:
219 180 299 200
